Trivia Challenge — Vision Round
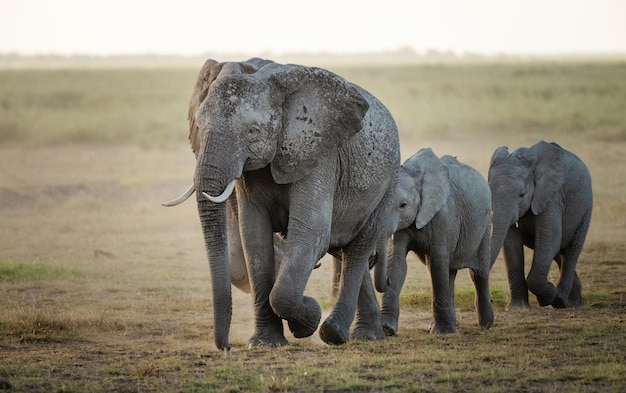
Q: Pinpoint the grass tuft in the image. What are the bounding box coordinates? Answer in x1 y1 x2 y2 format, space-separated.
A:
3 307 128 342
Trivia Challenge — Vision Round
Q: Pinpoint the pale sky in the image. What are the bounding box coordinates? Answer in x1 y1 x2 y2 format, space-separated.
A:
1 0 625 56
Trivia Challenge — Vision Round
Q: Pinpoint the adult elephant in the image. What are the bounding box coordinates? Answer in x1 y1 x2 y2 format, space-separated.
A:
164 58 399 350
489 141 593 309
380 148 494 334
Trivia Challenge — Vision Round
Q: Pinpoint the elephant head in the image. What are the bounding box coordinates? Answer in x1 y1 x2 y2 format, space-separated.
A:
194 60 368 196
395 148 451 231
373 147 450 295
161 58 275 206
166 58 370 350
488 141 566 265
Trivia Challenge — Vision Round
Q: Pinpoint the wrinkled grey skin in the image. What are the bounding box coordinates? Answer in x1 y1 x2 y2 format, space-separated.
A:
489 141 592 309
381 148 494 334
224 201 284 294
187 58 399 350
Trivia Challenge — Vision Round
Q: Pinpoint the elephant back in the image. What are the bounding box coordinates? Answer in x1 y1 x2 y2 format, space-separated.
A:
345 87 400 192
442 155 492 230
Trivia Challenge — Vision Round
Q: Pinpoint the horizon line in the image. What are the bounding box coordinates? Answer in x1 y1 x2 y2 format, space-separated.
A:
2 48 626 59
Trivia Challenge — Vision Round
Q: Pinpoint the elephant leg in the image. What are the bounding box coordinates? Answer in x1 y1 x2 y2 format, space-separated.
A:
270 227 327 339
569 211 591 307
240 206 288 348
272 244 323 339
553 215 589 308
428 254 456 334
552 250 584 308
319 242 370 345
350 268 385 341
527 215 562 307
503 228 530 309
381 234 410 336
471 231 494 328
470 269 494 329
269 184 333 340
568 271 583 307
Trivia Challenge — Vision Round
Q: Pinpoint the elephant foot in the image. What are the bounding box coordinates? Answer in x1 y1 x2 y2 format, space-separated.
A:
287 319 318 339
248 333 289 348
429 320 456 334
537 293 557 307
319 318 349 345
381 314 399 336
568 294 583 307
507 298 531 310
568 275 583 307
478 310 495 329
382 324 398 337
351 322 385 341
248 313 289 348
551 295 570 309
555 286 583 308
530 282 557 307
286 296 322 339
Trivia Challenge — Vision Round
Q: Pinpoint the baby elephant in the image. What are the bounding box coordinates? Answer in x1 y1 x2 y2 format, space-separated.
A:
381 148 494 334
489 141 592 309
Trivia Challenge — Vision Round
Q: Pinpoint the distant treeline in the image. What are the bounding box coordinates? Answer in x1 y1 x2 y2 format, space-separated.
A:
2 48 625 67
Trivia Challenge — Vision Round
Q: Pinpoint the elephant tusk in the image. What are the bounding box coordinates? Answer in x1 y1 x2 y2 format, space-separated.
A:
161 183 195 207
202 179 236 203
515 221 519 229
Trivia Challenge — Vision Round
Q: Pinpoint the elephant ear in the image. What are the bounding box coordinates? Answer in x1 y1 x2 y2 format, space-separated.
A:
489 146 510 170
267 66 369 184
531 141 566 215
414 148 451 229
188 58 275 157
188 59 224 157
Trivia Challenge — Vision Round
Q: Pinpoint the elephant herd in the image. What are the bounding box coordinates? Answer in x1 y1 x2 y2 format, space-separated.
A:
162 58 593 350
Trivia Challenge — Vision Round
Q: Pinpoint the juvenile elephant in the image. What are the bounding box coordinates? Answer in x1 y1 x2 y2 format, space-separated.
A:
489 141 593 309
164 58 400 350
381 148 494 334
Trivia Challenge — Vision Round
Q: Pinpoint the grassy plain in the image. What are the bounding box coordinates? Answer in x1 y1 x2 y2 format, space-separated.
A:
0 59 625 392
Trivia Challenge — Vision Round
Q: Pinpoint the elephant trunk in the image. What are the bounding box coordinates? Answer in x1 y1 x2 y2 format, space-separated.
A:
194 143 242 351
489 204 515 266
373 238 390 292
197 200 232 350
374 261 388 292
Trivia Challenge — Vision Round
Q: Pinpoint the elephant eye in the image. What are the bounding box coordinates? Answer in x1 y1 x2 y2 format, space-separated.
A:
519 192 525 198
248 125 261 135
399 202 407 209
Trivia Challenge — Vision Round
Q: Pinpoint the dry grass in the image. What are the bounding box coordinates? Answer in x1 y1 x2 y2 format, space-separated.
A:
0 59 625 392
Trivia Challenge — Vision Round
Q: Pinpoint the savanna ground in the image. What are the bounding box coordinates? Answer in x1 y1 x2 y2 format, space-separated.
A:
0 58 625 392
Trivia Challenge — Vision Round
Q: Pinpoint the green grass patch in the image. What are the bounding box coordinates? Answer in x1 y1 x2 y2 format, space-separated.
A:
0 261 85 283
399 287 509 310
584 292 622 303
